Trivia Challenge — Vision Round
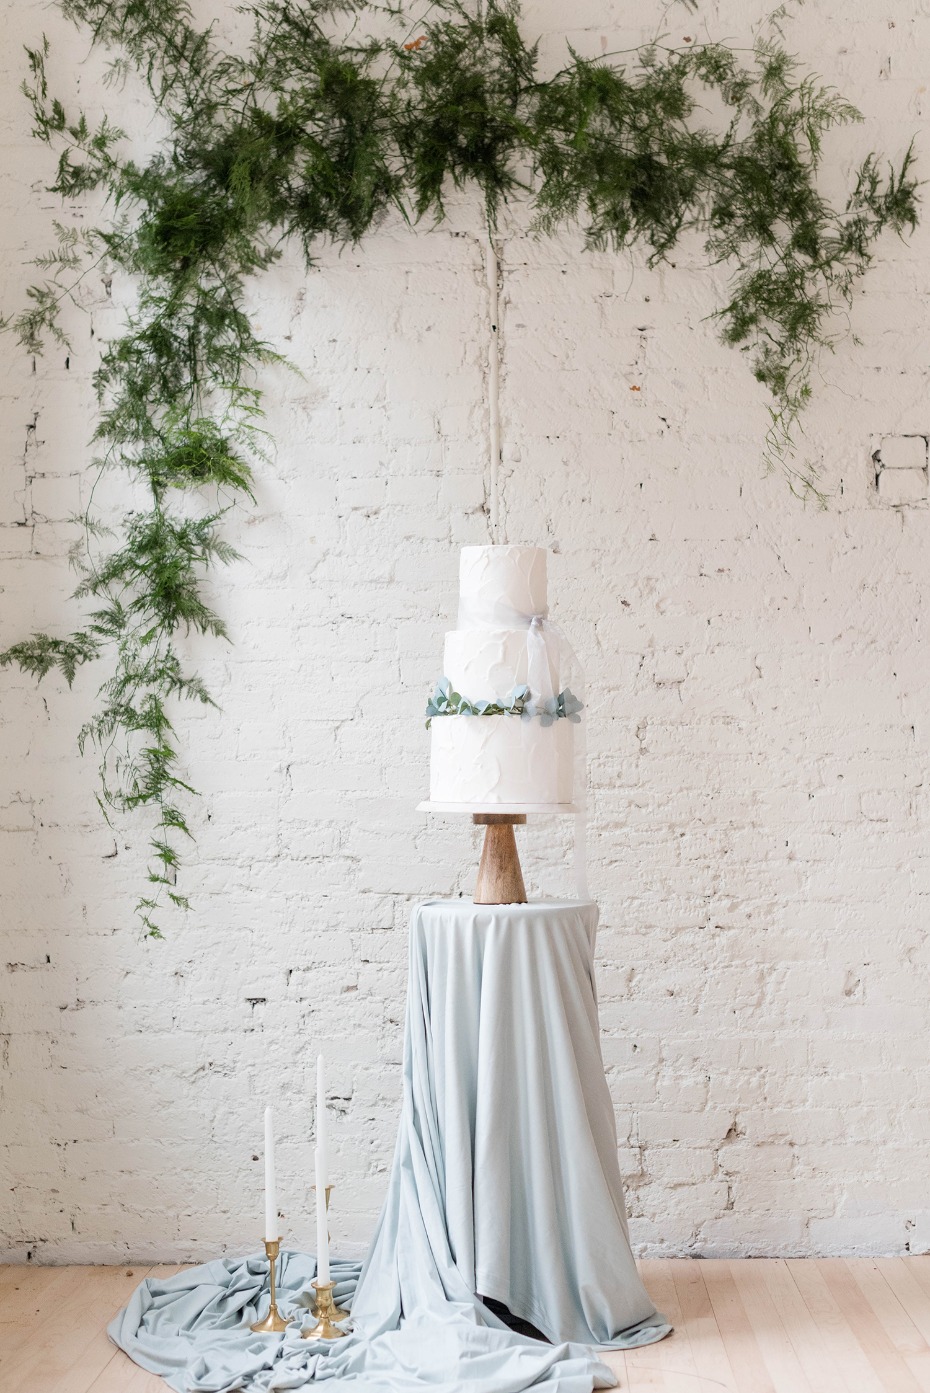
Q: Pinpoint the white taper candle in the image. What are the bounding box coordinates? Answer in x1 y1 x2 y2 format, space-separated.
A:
315 1144 330 1284
263 1106 277 1242
316 1053 328 1185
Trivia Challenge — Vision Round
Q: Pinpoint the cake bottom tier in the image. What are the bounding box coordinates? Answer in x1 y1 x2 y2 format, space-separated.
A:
429 715 573 807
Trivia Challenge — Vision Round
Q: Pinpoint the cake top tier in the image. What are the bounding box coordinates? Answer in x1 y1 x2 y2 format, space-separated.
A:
458 545 548 628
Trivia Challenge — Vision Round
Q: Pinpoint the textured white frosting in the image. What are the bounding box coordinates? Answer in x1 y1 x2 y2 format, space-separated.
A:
458 545 548 627
429 716 573 806
428 543 573 808
443 627 559 703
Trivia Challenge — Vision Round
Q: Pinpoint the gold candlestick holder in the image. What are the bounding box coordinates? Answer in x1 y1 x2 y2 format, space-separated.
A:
250 1237 289 1333
302 1279 347 1340
309 1185 349 1322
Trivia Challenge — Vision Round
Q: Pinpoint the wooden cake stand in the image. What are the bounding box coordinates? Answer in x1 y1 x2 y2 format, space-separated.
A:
417 802 577 905
472 813 526 904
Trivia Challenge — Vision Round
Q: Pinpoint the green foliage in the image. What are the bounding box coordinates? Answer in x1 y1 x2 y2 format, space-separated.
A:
0 0 919 932
143 422 255 497
425 678 583 727
396 3 535 222
0 631 100 685
426 677 530 724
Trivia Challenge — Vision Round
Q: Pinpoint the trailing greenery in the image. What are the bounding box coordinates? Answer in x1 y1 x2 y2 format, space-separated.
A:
425 679 583 727
0 0 918 933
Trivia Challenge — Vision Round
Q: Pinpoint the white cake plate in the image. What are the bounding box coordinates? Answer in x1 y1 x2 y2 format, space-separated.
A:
417 801 577 815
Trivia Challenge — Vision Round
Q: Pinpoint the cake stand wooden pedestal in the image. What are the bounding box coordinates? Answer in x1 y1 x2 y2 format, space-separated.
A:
473 814 526 904
417 801 576 906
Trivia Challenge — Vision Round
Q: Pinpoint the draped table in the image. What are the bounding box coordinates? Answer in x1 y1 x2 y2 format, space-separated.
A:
109 900 670 1391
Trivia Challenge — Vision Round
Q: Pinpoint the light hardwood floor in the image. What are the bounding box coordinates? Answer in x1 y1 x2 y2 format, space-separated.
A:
2 1258 930 1391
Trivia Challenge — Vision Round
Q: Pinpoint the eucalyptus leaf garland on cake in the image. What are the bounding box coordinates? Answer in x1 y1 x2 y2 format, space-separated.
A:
0 0 919 932
425 680 583 727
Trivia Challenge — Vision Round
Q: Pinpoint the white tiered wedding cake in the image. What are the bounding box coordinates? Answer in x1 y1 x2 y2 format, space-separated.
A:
425 545 580 809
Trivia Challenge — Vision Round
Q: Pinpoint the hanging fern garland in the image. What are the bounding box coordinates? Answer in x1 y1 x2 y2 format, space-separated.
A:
0 0 918 934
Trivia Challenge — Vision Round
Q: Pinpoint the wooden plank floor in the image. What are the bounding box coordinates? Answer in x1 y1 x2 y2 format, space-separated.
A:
2 1259 930 1391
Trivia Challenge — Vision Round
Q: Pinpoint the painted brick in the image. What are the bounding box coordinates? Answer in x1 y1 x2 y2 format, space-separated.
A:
877 435 927 469
877 466 928 505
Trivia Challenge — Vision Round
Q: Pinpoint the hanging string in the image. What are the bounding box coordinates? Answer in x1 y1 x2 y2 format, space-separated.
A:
475 0 502 544
485 234 502 543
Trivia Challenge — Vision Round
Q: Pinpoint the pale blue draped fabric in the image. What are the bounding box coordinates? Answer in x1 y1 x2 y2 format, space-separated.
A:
394 900 667 1347
108 900 669 1390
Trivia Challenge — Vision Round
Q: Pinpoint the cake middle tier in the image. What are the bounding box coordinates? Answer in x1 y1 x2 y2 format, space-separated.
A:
443 627 559 703
430 715 573 806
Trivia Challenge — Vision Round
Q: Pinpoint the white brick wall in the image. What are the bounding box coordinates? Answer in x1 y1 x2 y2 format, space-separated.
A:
1 0 929 1264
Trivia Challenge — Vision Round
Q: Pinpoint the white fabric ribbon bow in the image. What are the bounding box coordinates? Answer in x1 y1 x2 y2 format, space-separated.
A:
457 596 589 901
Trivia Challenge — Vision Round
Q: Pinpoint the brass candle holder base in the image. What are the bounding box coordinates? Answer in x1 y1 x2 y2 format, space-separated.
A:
311 1288 349 1321
309 1185 349 1320
302 1279 347 1340
327 1295 350 1322
250 1238 289 1333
